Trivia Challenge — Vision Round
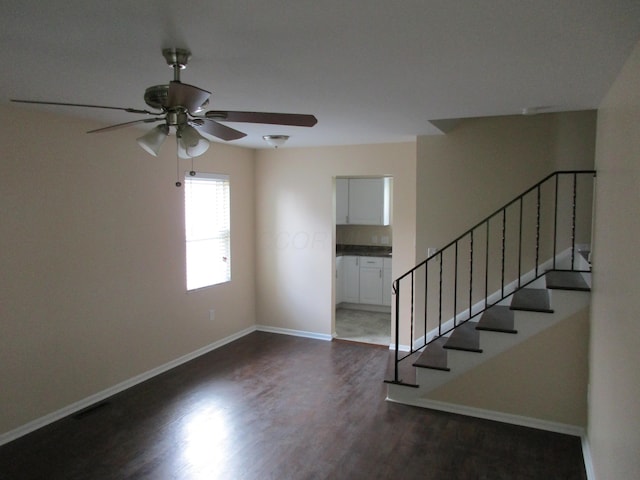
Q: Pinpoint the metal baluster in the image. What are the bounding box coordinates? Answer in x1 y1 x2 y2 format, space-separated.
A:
410 271 414 352
394 280 400 382
424 262 428 348
438 251 443 336
453 241 458 327
518 197 523 288
501 209 506 298
469 230 474 320
571 173 577 269
485 221 489 309
535 185 541 277
553 174 559 270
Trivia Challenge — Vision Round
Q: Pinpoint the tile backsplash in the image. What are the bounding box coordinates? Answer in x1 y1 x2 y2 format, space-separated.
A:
336 225 393 246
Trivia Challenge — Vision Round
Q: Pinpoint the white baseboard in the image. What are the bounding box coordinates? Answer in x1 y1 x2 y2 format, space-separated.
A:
256 325 333 342
385 396 586 438
0 326 257 446
1 325 337 446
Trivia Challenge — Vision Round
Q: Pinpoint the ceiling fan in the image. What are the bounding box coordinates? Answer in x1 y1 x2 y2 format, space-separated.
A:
11 48 318 158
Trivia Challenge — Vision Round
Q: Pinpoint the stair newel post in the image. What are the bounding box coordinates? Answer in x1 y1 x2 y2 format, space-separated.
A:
553 174 559 270
393 279 400 382
469 230 474 321
453 240 458 328
535 185 541 277
518 197 523 288
571 172 578 269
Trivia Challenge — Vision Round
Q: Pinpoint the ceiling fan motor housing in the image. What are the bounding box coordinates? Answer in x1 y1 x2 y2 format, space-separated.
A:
144 85 170 110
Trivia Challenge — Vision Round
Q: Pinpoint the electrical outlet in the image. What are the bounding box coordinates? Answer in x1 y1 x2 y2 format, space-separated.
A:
371 235 378 244
380 235 390 245
427 247 438 257
209 309 215 321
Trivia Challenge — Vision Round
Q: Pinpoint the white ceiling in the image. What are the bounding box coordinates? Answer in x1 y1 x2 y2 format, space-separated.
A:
2 0 640 149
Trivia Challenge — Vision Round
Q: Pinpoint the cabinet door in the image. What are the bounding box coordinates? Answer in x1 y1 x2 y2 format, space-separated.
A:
347 178 390 225
359 265 383 305
335 178 349 225
383 258 392 306
342 256 360 303
348 178 384 225
335 256 344 305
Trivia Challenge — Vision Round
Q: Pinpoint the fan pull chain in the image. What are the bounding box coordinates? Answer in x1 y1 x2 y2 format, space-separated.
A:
175 134 182 187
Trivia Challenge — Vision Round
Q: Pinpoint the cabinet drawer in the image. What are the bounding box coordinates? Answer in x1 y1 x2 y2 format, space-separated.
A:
359 257 383 268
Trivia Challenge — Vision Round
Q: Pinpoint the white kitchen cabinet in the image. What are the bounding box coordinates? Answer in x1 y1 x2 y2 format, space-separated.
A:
336 178 349 225
342 256 360 303
336 177 390 226
382 258 392 306
359 257 384 305
335 255 344 304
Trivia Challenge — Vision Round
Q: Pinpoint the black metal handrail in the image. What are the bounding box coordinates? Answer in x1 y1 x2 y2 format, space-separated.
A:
388 170 596 385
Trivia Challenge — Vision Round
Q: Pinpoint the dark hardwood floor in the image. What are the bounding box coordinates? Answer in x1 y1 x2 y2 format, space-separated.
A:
0 332 586 479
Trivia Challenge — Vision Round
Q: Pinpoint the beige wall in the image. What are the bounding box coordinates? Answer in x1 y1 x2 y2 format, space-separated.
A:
0 105 256 435
416 111 597 257
255 143 416 338
428 308 590 427
590 40 640 479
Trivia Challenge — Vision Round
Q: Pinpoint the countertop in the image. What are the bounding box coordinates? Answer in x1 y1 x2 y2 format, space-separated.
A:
336 244 392 258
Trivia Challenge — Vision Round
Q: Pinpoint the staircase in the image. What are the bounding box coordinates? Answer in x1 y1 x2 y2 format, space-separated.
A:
385 171 595 408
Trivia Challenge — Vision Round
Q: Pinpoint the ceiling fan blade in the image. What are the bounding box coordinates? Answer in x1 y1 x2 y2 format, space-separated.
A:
194 118 247 141
205 110 318 127
87 117 165 134
167 82 210 114
11 99 160 115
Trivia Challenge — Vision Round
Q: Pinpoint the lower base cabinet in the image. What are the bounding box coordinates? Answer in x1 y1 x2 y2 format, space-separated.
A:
359 257 384 305
337 255 392 307
383 258 392 306
342 256 360 303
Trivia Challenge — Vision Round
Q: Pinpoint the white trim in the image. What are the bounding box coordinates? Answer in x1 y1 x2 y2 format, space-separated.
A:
256 325 333 342
385 396 586 437
0 326 256 446
581 434 596 480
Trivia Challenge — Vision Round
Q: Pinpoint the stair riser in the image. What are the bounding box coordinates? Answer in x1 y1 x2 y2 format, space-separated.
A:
408 250 586 351
389 289 591 400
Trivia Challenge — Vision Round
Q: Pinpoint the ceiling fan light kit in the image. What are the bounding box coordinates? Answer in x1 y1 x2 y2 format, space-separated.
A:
263 135 289 148
10 47 318 175
178 124 210 158
136 124 169 156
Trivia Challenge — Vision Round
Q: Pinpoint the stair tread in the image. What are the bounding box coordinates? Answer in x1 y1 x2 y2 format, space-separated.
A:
413 337 450 371
545 270 590 291
476 305 517 333
510 288 553 313
443 322 482 352
384 350 419 386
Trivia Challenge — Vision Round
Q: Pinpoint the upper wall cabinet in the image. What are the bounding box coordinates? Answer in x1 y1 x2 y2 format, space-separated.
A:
336 177 391 226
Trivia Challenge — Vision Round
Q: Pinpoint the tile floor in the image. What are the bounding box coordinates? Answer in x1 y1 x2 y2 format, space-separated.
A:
335 307 391 345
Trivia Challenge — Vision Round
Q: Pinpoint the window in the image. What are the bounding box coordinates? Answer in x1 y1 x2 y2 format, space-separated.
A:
184 173 231 290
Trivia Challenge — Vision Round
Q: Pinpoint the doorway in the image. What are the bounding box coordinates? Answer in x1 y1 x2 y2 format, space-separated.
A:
334 176 392 346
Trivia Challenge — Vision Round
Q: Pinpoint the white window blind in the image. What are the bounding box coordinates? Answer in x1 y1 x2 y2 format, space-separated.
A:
184 173 231 290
